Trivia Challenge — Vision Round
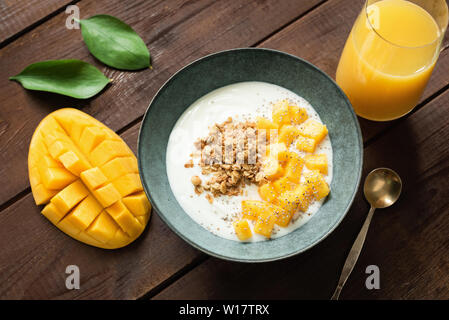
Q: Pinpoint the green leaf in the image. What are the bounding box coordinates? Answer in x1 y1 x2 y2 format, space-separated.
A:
9 60 110 99
80 15 150 70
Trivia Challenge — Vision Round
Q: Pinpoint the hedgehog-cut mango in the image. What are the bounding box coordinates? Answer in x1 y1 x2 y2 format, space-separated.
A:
28 108 151 249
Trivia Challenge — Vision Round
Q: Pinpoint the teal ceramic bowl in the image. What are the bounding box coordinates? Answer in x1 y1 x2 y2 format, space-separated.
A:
138 48 362 262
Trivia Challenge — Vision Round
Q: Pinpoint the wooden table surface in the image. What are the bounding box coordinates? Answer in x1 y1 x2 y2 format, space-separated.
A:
0 0 448 300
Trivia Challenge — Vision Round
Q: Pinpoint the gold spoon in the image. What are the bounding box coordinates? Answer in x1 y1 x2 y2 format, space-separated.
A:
331 168 402 300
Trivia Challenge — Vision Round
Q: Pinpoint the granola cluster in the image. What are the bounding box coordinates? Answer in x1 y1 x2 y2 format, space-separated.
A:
186 118 266 201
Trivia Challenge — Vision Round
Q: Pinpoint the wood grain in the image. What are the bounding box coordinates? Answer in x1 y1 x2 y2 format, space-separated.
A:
0 0 323 299
0 0 74 44
0 0 323 208
259 0 449 143
153 89 449 300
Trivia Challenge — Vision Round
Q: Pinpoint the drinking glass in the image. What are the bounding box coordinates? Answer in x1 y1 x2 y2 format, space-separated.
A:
336 0 448 121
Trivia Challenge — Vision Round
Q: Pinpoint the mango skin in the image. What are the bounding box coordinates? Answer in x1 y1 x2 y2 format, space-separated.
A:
28 108 151 249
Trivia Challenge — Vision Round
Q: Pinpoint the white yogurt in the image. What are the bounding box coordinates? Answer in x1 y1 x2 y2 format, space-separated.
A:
166 82 332 242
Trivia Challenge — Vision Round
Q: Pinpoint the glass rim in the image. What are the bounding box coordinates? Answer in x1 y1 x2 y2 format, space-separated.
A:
364 0 448 49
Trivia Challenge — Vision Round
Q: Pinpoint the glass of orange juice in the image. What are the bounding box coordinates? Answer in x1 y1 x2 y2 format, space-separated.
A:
336 0 448 121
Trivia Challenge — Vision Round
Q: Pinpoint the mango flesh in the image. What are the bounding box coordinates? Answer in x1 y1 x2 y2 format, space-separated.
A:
238 101 331 240
29 108 151 249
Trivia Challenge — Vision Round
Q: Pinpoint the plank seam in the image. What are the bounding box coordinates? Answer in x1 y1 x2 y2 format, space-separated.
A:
252 0 328 48
0 0 82 50
137 254 209 300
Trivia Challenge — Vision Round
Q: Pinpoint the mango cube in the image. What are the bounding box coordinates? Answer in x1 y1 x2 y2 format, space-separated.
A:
256 117 279 142
262 156 284 181
112 173 143 197
284 152 304 183
272 99 290 127
106 229 131 248
48 140 71 159
303 170 330 201
86 211 119 244
304 154 328 175
253 208 278 238
90 140 130 166
41 202 65 225
233 220 252 241
32 184 58 205
51 180 89 215
258 183 278 204
278 125 300 146
106 201 142 237
273 176 296 194
93 183 121 207
296 135 317 153
79 126 106 154
100 157 138 181
289 105 308 124
80 167 108 190
122 192 151 216
299 119 328 144
267 143 289 162
40 166 77 190
278 184 313 213
62 195 103 231
59 150 91 176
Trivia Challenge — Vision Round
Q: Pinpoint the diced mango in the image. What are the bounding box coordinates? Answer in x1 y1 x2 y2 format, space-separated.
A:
29 109 152 248
256 117 279 143
272 99 290 127
278 184 313 214
59 150 91 176
90 140 130 167
267 143 289 162
79 126 106 154
253 208 278 238
258 183 278 204
278 125 300 146
295 135 317 153
122 192 151 216
62 195 103 231
106 201 142 237
303 170 330 201
262 156 284 181
299 119 328 144
32 184 59 205
80 167 108 190
284 152 304 183
112 173 143 197
304 154 328 175
51 180 89 215
289 105 308 124
273 176 296 194
48 140 71 159
41 202 65 225
233 220 252 241
40 166 77 190
93 183 121 207
86 211 119 244
100 157 138 181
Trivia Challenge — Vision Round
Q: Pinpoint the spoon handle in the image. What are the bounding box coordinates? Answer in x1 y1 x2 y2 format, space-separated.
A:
331 206 376 300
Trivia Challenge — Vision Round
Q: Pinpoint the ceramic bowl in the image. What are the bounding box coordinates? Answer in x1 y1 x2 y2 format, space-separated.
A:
138 48 362 262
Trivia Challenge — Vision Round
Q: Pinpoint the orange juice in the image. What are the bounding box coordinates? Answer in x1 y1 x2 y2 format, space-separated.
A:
336 0 443 121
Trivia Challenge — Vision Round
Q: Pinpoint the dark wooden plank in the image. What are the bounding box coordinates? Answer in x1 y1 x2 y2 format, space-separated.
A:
0 0 323 207
0 0 324 299
259 0 449 144
0 0 74 44
153 89 449 300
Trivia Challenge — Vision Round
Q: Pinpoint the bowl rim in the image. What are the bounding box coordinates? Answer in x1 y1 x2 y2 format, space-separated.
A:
138 47 363 262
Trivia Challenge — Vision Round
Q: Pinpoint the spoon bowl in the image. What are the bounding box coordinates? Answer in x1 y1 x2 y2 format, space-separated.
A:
364 168 402 208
